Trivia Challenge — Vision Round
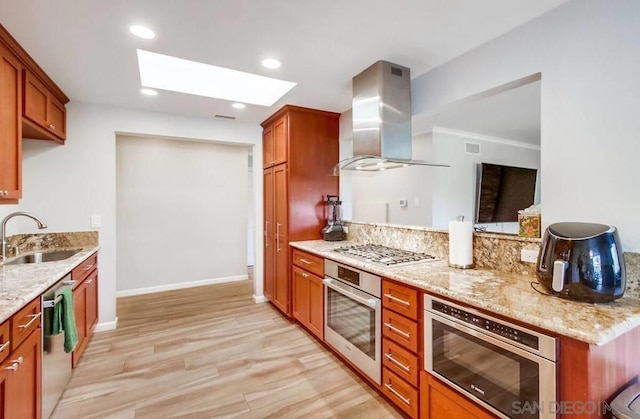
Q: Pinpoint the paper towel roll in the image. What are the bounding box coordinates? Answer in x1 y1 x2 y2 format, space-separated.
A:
449 220 474 268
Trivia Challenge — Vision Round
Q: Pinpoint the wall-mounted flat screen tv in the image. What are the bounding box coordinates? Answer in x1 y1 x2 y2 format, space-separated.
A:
475 163 537 223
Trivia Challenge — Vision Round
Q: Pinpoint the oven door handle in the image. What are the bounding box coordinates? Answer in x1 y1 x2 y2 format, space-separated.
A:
323 278 379 308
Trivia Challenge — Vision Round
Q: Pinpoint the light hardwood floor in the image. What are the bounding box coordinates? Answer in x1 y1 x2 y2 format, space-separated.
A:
53 280 401 418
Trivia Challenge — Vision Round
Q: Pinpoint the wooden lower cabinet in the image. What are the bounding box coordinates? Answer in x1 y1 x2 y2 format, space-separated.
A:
420 371 493 419
72 253 99 367
292 265 324 340
0 326 41 419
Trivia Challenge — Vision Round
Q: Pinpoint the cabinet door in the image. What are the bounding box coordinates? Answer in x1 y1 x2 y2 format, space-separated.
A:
72 281 87 368
86 270 99 333
263 168 275 301
292 266 308 324
273 164 289 313
4 328 41 419
0 42 22 201
272 115 287 165
23 70 48 128
47 95 66 140
307 272 324 340
262 125 274 168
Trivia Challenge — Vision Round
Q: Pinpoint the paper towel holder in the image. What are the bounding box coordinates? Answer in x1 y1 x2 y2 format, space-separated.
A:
449 215 475 269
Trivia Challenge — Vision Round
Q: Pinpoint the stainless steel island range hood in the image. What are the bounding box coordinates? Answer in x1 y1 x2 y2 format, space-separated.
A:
332 60 448 174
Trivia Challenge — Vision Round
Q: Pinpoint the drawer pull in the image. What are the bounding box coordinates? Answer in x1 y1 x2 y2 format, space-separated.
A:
384 353 410 372
18 312 42 329
384 322 410 338
82 263 95 271
384 293 410 306
299 258 312 265
86 278 94 284
384 383 411 406
302 273 309 278
12 356 24 365
0 340 10 353
4 363 18 372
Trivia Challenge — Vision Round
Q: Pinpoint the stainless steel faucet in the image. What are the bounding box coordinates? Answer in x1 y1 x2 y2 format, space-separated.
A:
1 212 48 261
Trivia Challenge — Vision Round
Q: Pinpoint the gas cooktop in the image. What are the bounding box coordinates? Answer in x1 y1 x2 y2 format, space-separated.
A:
334 244 436 266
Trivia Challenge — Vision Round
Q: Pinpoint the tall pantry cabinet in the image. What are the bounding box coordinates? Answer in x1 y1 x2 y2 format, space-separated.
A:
262 105 340 316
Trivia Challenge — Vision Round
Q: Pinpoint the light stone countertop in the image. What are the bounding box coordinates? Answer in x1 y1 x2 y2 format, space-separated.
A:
290 240 640 346
0 246 100 324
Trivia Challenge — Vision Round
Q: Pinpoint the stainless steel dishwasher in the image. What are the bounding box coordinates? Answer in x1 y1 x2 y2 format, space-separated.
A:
42 274 75 419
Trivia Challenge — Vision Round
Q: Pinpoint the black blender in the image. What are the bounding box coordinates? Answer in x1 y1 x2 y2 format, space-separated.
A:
321 195 345 241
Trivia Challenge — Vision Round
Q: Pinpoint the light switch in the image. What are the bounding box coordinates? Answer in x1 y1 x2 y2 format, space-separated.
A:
414 198 420 208
521 248 538 263
90 215 102 228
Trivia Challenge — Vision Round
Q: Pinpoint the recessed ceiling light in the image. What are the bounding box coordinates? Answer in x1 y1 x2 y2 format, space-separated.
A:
129 25 156 40
140 88 158 96
262 58 281 69
136 49 296 106
232 103 246 109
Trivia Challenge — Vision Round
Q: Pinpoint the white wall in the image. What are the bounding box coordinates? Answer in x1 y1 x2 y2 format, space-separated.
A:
350 133 434 226
6 102 262 327
116 135 248 294
411 0 640 251
430 128 541 232
247 165 255 266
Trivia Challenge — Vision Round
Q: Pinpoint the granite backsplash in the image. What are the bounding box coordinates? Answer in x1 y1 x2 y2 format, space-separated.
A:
344 221 640 300
4 231 99 258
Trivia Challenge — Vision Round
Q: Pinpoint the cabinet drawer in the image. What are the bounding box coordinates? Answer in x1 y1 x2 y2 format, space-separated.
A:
72 252 98 285
292 249 323 277
383 338 419 387
383 368 419 418
0 320 10 363
383 279 419 319
382 309 419 353
11 298 41 350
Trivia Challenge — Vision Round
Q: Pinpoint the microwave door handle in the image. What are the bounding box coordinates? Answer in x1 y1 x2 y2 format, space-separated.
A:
323 278 378 308
552 260 568 292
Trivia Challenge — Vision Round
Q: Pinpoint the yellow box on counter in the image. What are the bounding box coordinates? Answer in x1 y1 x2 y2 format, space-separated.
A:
518 214 541 238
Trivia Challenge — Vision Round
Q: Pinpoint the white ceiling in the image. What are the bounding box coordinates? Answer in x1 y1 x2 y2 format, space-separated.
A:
0 0 567 124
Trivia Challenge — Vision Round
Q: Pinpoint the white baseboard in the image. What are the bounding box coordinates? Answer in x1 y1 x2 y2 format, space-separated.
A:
94 317 118 332
116 275 249 298
253 295 268 303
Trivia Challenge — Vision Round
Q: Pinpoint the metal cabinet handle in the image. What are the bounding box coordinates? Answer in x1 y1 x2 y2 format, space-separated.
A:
384 383 411 406
276 223 281 251
384 322 410 338
384 293 410 306
299 258 312 265
86 278 93 284
82 263 95 271
384 353 410 372
18 312 42 329
302 272 309 278
0 341 10 353
264 221 269 247
12 356 24 365
4 363 18 372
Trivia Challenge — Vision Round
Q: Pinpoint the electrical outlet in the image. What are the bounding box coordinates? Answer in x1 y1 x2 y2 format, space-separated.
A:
399 199 408 208
414 198 420 208
343 225 349 234
521 248 538 263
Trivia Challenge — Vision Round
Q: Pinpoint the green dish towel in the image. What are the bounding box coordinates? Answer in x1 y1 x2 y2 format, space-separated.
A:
52 288 79 353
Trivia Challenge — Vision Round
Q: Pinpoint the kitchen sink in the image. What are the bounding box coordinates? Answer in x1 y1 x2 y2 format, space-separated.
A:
4 249 83 266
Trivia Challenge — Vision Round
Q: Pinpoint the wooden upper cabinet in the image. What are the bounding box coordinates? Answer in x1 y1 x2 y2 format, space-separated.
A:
263 115 288 168
0 41 22 203
22 69 66 142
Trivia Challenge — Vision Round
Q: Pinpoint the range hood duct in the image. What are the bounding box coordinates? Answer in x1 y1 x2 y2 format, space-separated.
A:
332 61 448 174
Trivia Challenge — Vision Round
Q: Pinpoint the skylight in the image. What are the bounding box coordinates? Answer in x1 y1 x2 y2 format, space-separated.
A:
136 50 296 106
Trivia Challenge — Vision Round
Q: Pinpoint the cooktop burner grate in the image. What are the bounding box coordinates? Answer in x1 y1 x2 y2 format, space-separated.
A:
334 244 436 266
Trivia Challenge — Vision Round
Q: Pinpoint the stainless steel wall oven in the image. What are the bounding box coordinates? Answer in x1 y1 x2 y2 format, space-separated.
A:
324 259 381 384
424 295 557 419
